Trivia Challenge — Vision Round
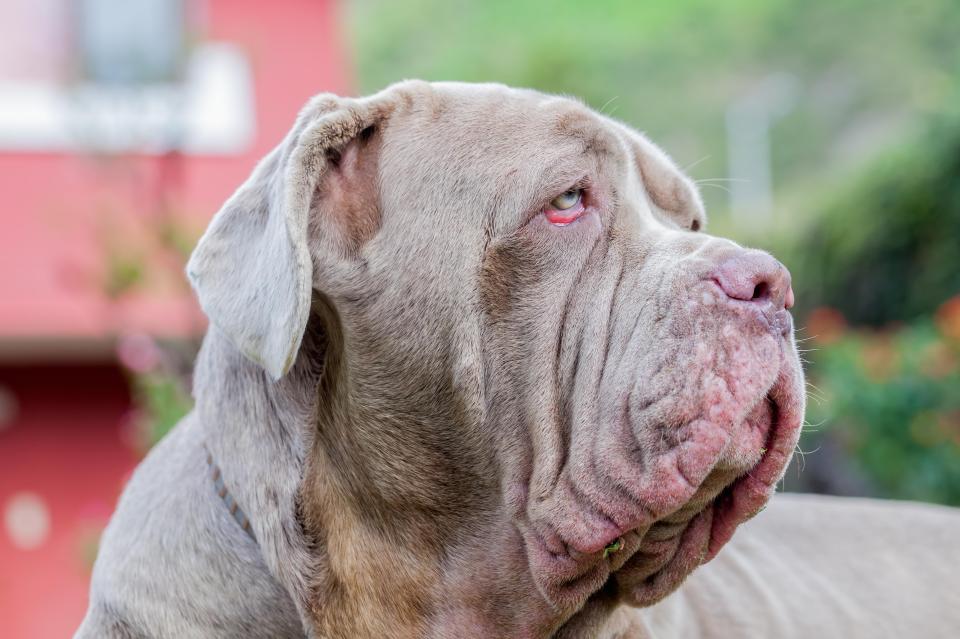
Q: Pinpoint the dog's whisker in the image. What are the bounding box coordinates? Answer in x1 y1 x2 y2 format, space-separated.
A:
694 177 750 184
683 155 711 172
597 95 620 115
697 183 732 194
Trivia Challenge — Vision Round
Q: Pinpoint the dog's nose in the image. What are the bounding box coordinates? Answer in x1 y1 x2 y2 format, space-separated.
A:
711 251 794 311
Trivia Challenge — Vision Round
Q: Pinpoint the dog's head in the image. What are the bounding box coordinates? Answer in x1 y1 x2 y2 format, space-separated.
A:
189 81 804 635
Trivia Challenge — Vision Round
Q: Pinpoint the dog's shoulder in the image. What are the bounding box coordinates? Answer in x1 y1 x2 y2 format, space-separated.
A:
74 600 145 639
80 414 305 638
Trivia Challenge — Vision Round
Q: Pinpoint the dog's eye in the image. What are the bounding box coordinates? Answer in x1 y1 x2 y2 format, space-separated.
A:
544 188 585 226
551 188 581 210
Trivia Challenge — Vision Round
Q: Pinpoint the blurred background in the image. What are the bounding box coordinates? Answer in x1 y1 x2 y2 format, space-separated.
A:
0 0 957 636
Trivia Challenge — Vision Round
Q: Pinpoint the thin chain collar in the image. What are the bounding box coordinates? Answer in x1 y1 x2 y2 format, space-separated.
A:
204 445 257 542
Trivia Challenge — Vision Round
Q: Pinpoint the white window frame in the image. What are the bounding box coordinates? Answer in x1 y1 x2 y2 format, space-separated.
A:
0 42 255 155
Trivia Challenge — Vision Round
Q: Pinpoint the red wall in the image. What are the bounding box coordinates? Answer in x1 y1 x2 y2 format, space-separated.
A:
0 0 351 343
0 365 135 638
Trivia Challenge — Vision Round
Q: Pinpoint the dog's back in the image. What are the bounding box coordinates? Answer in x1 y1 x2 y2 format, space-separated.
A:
626 493 960 638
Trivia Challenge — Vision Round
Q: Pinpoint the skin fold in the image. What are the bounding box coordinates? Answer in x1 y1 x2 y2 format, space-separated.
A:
76 81 958 639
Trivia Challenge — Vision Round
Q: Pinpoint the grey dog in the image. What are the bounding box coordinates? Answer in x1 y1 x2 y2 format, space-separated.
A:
77 81 960 638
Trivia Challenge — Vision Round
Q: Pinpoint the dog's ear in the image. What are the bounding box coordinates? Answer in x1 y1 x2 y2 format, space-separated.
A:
615 124 706 232
187 90 398 380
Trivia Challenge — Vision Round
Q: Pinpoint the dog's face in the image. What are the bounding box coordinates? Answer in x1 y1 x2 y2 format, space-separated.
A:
189 81 804 635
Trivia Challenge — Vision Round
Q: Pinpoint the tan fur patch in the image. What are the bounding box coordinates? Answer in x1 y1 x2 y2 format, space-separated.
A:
303 445 436 638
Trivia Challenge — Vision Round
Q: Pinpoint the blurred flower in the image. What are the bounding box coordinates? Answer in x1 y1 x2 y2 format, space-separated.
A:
116 332 162 373
935 295 960 341
858 333 900 382
938 410 960 447
117 408 151 455
806 306 847 345
919 340 958 379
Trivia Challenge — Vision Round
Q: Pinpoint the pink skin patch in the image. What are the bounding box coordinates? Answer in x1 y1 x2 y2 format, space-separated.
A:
703 363 804 561
544 198 586 226
618 365 804 607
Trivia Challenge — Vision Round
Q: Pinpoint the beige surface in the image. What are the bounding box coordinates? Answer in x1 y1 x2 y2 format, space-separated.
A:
615 493 960 638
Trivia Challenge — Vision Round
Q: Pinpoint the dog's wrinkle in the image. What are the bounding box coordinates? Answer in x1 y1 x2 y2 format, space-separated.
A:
549 240 597 492
553 245 629 500
609 269 658 374
556 562 610 603
552 339 580 494
566 469 620 540
515 521 566 614
584 419 655 538
621 389 647 472
599 253 628 383
672 453 706 498
599 387 655 510
609 291 644 377
621 546 677 586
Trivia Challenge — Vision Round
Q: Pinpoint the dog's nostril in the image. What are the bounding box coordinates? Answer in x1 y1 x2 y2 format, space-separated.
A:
751 282 769 301
711 251 792 311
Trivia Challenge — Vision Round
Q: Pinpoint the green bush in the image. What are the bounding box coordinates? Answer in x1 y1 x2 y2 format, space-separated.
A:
803 299 960 505
130 371 193 448
786 116 960 326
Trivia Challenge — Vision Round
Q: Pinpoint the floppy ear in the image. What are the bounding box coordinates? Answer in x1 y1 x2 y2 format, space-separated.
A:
615 123 707 232
187 91 397 380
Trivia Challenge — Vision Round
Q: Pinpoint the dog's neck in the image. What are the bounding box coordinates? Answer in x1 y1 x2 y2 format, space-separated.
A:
193 325 324 634
194 321 620 638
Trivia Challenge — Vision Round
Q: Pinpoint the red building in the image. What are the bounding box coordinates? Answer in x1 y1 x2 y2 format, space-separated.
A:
0 2 349 636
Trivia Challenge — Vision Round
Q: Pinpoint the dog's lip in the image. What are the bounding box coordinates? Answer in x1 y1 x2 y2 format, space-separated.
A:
540 519 624 559
618 365 803 606
521 519 617 611
523 351 804 610
703 364 803 561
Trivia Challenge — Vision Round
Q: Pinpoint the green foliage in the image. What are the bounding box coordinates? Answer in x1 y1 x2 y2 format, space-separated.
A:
805 313 960 505
104 252 146 299
348 0 960 220
779 114 960 506
130 371 193 448
785 116 960 325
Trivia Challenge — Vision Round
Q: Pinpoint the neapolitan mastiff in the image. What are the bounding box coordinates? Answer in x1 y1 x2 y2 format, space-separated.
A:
77 81 960 638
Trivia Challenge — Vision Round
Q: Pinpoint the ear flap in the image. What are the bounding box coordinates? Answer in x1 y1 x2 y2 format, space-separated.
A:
615 123 707 232
187 91 396 380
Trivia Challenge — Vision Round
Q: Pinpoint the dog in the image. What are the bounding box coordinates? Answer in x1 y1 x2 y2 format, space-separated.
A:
77 81 960 638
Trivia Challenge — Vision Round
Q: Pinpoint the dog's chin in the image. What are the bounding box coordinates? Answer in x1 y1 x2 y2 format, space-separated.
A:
614 368 803 607
522 356 804 615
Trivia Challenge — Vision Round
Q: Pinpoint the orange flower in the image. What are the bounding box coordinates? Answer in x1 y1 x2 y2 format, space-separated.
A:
935 295 960 342
919 341 958 379
859 333 900 382
936 411 960 449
